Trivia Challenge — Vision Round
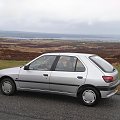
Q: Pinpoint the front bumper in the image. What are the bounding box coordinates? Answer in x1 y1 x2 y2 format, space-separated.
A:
97 80 120 98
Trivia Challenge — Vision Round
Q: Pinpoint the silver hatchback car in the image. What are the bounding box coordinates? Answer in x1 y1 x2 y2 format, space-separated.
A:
0 53 119 106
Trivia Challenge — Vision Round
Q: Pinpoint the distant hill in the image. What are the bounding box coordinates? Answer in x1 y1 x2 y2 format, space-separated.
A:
0 30 120 41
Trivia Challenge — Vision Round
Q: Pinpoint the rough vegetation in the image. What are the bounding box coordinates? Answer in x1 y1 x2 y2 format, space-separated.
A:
0 38 120 64
0 38 120 92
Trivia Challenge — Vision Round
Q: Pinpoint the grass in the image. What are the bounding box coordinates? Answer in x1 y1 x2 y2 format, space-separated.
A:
0 60 120 71
114 65 120 78
0 60 120 78
0 60 120 92
0 60 28 70
114 65 120 93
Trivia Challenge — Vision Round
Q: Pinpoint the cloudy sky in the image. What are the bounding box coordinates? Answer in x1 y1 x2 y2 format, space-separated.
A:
0 0 120 34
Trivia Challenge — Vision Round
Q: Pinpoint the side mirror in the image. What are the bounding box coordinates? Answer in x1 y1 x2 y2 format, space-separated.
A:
24 65 29 70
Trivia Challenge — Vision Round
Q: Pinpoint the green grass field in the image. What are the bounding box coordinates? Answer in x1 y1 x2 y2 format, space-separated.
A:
0 60 119 93
0 60 120 77
0 60 28 70
115 65 120 78
0 60 120 78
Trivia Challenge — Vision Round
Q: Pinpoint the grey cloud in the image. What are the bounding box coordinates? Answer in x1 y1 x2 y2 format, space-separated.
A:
0 0 120 34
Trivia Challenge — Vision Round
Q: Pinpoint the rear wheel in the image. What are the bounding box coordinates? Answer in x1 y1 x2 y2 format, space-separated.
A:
78 86 100 106
0 78 16 95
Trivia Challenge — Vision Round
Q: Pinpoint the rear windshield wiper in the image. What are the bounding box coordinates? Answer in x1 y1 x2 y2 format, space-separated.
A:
113 68 116 71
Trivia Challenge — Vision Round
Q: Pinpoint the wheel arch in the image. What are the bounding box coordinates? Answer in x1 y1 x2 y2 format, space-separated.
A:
0 76 16 89
77 84 101 98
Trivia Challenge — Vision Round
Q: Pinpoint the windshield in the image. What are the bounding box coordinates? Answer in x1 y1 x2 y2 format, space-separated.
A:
89 56 114 73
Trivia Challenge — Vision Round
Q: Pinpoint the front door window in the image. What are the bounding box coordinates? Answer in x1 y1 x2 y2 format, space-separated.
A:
29 55 56 71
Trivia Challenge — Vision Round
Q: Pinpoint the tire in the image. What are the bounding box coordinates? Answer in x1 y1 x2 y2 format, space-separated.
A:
78 86 100 106
0 77 16 95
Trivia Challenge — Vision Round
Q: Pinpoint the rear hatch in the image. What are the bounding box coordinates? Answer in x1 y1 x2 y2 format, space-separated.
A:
89 55 119 85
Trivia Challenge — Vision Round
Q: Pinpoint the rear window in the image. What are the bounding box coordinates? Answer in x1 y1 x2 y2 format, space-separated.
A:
89 56 114 73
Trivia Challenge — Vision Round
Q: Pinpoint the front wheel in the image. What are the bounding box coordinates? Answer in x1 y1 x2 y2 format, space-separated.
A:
78 87 100 106
0 78 16 95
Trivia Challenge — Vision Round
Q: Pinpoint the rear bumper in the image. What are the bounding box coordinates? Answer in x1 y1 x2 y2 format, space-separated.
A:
96 80 120 98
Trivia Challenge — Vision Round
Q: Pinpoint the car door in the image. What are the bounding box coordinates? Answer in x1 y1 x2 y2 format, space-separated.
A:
49 56 87 94
18 55 56 90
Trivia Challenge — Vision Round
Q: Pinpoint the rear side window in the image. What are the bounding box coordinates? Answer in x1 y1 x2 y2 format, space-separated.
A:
89 56 114 73
55 56 77 72
75 59 85 72
55 56 85 72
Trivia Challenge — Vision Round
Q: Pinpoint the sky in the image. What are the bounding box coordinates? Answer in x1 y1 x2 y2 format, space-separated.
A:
0 0 120 34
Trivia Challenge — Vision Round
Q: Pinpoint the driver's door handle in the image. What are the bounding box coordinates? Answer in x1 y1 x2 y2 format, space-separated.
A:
77 76 83 79
43 74 48 77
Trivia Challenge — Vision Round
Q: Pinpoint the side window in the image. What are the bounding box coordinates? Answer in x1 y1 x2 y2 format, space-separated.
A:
55 56 77 72
75 59 85 72
29 55 56 71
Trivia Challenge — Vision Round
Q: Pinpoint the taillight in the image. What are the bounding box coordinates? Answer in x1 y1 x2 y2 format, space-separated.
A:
102 76 114 83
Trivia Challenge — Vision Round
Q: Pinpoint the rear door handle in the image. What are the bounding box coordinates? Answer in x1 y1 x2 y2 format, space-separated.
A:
77 76 83 79
43 74 48 77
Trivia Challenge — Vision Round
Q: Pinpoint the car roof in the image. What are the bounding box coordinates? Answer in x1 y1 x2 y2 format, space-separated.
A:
42 53 95 57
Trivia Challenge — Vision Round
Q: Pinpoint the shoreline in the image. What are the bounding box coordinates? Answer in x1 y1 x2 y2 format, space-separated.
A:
0 37 120 43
